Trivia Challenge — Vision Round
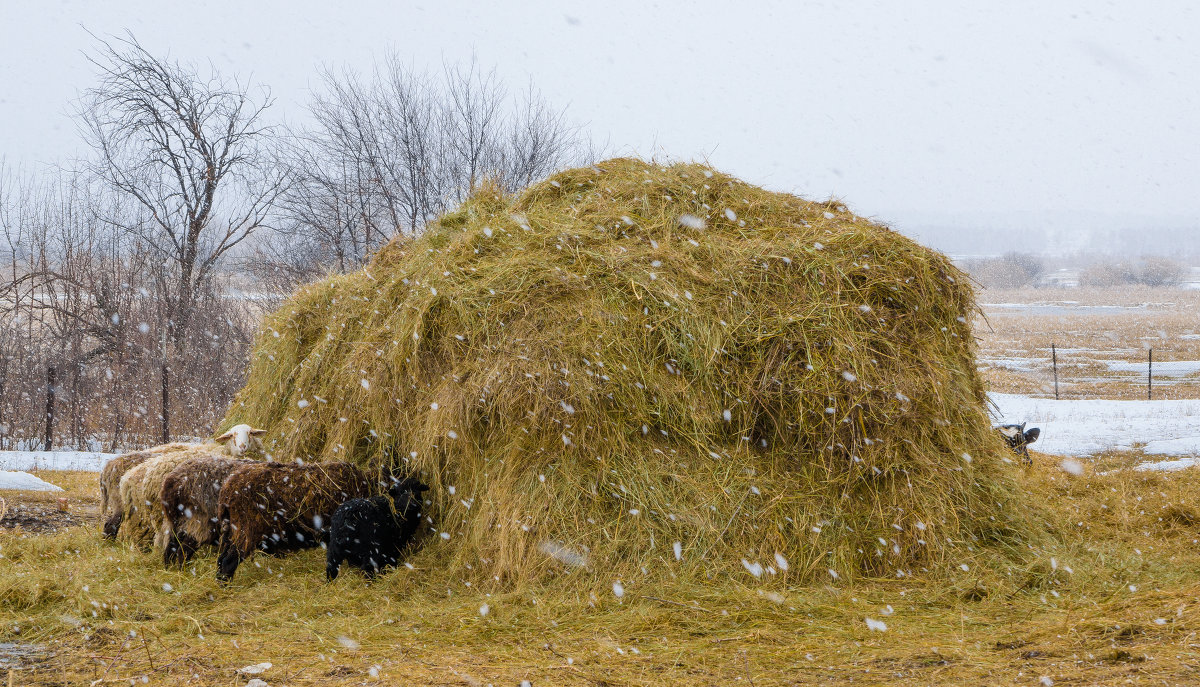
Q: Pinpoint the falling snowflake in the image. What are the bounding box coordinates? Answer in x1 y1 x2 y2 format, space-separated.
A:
540 541 588 568
612 581 625 598
678 214 706 230
865 618 887 632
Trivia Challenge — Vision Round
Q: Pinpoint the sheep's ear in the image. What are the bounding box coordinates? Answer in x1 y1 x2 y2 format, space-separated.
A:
214 431 234 443
249 428 267 436
996 425 1021 439
1024 427 1040 445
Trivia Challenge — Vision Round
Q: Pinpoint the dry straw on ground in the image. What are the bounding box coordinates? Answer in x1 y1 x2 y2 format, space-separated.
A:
224 157 1035 584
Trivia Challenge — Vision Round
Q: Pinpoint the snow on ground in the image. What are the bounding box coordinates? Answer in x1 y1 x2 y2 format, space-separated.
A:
0 470 64 492
989 393 1200 458
1104 360 1200 377
0 451 118 472
1134 457 1199 472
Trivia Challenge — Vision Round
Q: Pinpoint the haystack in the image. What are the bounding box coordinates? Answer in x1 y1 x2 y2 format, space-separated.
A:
224 158 1032 583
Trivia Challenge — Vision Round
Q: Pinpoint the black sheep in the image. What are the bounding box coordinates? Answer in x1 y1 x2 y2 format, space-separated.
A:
326 476 429 580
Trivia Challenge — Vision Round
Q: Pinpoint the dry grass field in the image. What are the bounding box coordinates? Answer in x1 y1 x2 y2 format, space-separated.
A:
975 287 1200 399
2 464 1199 685
2 286 1200 685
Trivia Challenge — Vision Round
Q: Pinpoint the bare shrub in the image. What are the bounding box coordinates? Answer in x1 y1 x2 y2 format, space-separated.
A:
1136 256 1186 287
1080 257 1184 287
966 252 1044 289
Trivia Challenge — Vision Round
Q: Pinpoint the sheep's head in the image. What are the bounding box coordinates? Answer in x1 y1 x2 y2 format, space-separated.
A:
214 424 267 456
387 476 429 501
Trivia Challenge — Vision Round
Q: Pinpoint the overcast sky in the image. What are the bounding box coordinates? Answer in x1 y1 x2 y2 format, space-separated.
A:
1 0 1197 253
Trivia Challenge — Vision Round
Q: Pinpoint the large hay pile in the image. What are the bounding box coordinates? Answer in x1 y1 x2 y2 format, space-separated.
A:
225 158 1033 583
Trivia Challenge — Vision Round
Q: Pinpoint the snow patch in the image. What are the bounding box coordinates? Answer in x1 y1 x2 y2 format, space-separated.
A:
0 471 64 492
990 393 1200 457
0 451 118 472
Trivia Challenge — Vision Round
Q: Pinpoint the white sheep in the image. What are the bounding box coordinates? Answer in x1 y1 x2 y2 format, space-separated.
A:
213 424 267 457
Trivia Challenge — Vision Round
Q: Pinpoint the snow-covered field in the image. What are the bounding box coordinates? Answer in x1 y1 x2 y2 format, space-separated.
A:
990 392 1200 469
0 450 118 473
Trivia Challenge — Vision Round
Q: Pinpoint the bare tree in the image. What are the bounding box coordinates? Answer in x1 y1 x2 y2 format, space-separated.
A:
264 55 588 292
77 33 286 441
0 169 255 451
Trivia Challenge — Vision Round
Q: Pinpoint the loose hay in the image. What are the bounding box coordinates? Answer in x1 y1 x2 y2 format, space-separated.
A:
224 157 1035 584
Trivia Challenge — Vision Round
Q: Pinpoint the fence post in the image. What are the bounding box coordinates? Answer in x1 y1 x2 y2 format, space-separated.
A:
1148 348 1153 401
1052 343 1059 400
42 364 56 451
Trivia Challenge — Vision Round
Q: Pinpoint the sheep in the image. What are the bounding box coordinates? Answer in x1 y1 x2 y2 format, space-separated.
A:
159 455 257 567
100 451 153 538
326 476 429 580
118 448 210 548
102 426 266 542
213 424 266 457
100 442 198 539
215 461 373 582
996 423 1041 465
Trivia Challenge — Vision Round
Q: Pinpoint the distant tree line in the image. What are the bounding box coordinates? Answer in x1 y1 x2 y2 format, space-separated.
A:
0 33 588 450
963 252 1189 290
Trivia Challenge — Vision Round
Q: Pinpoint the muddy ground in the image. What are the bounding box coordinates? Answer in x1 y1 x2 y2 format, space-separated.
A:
0 475 100 535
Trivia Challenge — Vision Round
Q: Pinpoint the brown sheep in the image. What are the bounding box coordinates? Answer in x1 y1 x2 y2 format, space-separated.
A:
159 456 256 567
99 442 193 539
100 426 266 542
215 462 373 581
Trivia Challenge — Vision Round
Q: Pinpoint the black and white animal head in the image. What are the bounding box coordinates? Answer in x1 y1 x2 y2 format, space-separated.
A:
387 476 430 502
996 423 1040 465
214 424 267 457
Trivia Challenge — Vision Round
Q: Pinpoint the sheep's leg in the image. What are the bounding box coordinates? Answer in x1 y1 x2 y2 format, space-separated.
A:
216 543 241 582
101 512 123 540
325 540 343 581
164 532 199 567
215 516 240 582
163 536 181 567
178 535 200 563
